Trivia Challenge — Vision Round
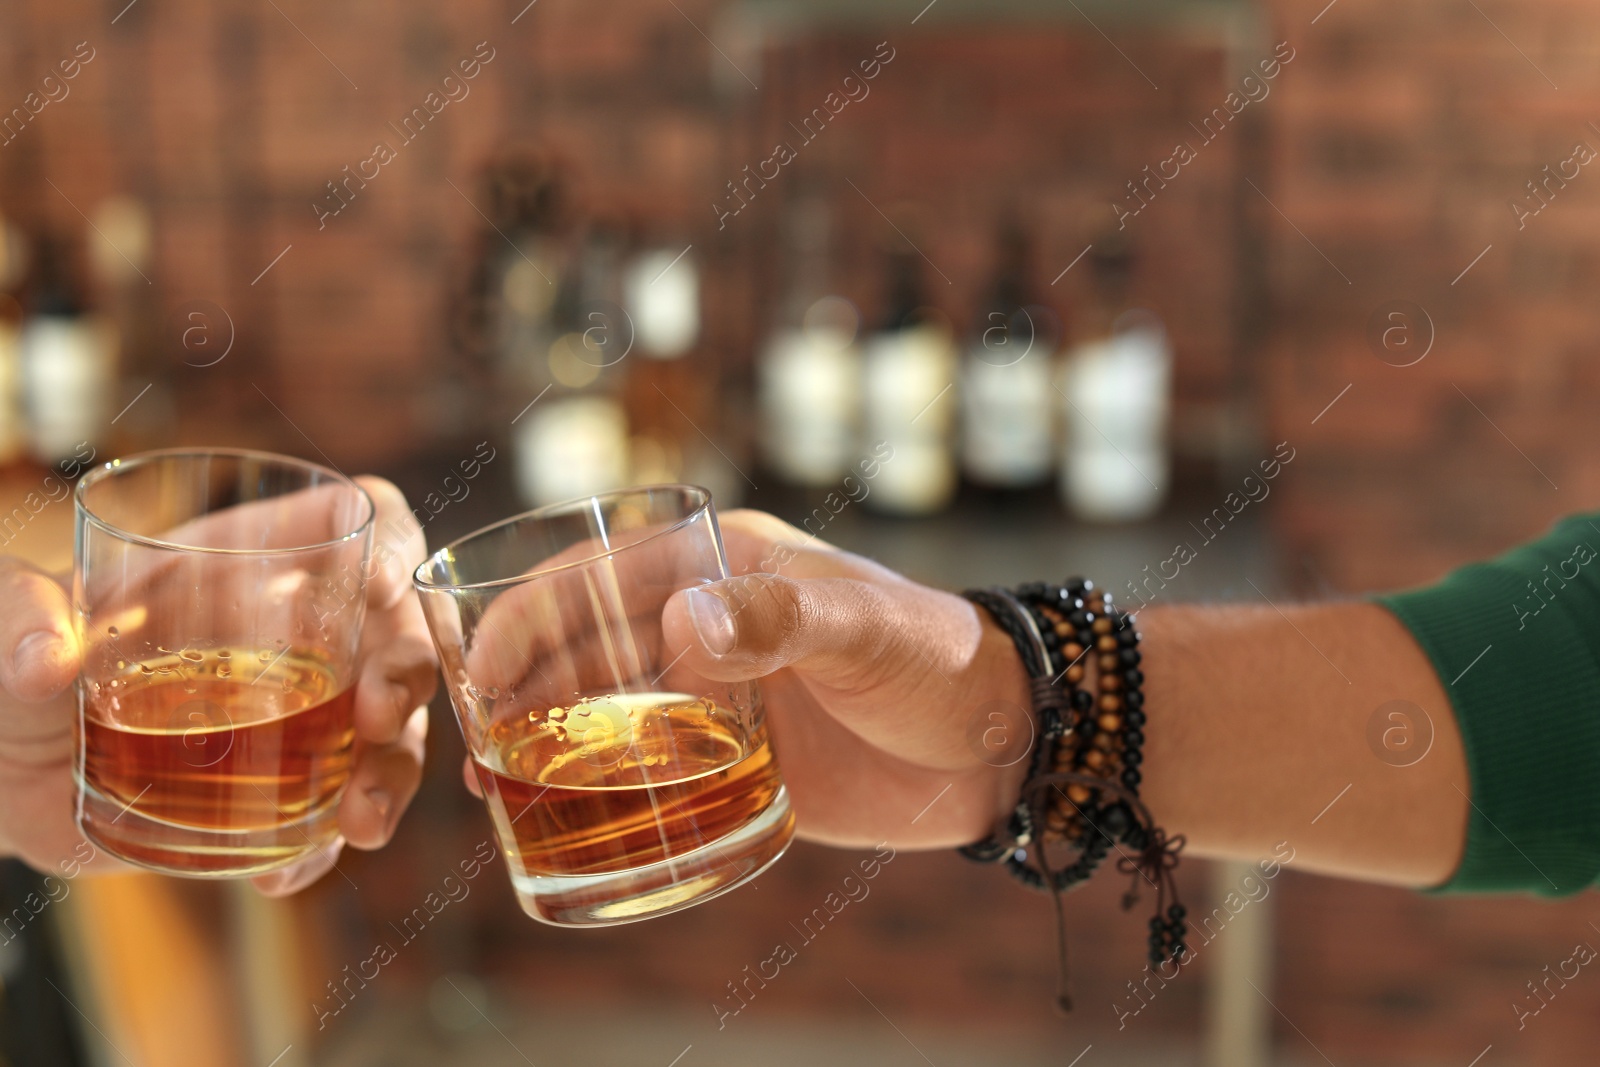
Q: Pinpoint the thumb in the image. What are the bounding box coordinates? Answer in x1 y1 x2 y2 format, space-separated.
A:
662 573 895 686
0 558 80 702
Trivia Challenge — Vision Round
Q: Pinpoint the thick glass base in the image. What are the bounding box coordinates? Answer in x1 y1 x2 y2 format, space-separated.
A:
511 785 795 927
75 777 341 878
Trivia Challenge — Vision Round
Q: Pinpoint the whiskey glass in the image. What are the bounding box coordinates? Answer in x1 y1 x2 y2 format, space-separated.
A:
413 485 793 926
74 449 373 876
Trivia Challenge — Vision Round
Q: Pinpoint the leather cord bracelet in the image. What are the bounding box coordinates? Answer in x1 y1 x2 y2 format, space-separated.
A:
961 578 1187 1013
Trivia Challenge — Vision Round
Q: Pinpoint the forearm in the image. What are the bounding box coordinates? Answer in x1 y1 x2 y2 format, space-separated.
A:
1136 601 1468 887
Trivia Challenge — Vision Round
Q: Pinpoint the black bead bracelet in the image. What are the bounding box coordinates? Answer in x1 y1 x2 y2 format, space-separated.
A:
961 578 1187 1012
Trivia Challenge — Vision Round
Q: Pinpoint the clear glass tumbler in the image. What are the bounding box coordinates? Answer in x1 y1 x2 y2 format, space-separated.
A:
74 449 373 876
413 485 794 926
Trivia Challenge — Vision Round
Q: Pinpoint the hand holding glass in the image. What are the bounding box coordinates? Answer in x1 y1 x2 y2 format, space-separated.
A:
74 450 373 877
414 485 794 926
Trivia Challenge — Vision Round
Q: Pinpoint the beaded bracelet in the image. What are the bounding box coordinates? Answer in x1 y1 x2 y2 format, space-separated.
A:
961 578 1187 1012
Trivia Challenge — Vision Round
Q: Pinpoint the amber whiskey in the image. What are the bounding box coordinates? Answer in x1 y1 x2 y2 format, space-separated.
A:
78 646 355 875
473 692 786 878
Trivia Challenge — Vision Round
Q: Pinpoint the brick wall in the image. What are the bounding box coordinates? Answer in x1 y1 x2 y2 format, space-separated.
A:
1262 0 1600 592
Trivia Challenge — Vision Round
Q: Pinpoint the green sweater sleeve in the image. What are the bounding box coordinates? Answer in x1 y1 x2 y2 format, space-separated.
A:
1375 513 1600 895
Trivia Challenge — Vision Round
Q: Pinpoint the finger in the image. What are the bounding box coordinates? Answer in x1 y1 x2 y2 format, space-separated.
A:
251 836 345 897
457 538 690 693
80 481 373 616
433 509 834 712
0 764 132 877
357 476 428 612
456 512 829 695
340 705 428 850
661 573 900 687
717 509 825 575
461 755 484 799
353 589 438 745
0 559 80 702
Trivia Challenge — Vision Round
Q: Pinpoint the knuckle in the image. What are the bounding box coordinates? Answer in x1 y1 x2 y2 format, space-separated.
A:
405 704 430 738
404 659 440 704
849 582 932 688
849 582 900 657
388 628 436 663
765 576 809 653
357 476 408 521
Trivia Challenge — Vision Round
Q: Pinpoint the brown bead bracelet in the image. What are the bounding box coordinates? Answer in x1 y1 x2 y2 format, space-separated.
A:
962 578 1187 1012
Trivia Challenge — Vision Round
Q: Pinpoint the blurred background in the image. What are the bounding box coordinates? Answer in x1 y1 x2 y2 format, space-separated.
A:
0 0 1596 1063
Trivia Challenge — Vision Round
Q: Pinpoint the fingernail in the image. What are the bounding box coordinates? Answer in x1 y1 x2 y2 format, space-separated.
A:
366 788 393 824
685 588 736 657
13 631 63 675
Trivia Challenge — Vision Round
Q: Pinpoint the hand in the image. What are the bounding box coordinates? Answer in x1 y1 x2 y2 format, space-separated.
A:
0 476 437 895
451 508 1032 850
659 510 1033 850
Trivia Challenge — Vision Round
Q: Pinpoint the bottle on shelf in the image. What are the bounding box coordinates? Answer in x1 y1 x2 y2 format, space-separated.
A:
490 161 566 400
617 242 693 482
862 240 956 516
757 197 862 488
959 219 1057 490
450 156 565 449
18 233 115 466
0 214 28 469
511 218 632 507
619 238 755 506
624 244 699 363
1056 234 1170 522
87 195 164 449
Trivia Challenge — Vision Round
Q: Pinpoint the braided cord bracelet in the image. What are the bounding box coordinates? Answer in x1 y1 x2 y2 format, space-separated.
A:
960 578 1187 1012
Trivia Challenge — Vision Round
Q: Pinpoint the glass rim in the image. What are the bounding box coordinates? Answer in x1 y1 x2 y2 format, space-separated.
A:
75 447 375 556
413 483 713 593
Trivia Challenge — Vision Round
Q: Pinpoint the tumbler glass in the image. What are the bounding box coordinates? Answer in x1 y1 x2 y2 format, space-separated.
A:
413 485 793 926
74 449 374 876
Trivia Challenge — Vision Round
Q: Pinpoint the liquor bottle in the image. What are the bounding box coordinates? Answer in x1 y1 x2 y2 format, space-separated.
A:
0 215 26 468
18 233 114 465
757 198 861 487
87 195 165 449
511 220 631 506
624 244 700 362
0 304 21 470
959 220 1056 489
620 243 693 484
862 242 956 515
1057 237 1170 521
490 161 565 396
